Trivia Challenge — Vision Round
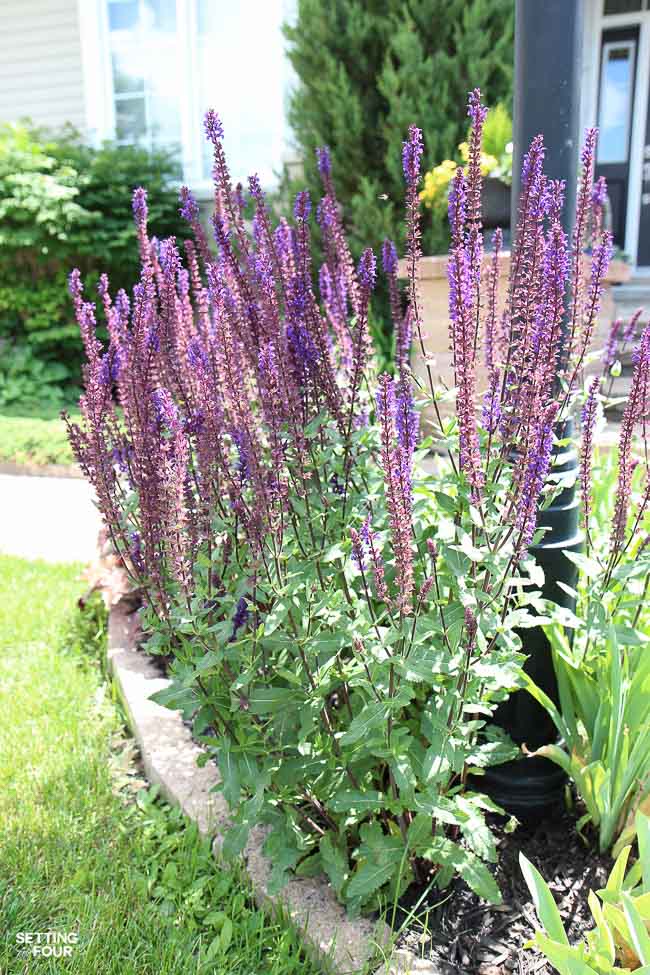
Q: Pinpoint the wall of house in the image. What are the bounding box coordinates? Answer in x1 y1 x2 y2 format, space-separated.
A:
0 0 85 132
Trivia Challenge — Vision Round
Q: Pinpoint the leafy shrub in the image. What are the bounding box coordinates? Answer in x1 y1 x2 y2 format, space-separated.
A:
67 95 618 915
525 337 650 853
521 811 650 974
0 122 185 402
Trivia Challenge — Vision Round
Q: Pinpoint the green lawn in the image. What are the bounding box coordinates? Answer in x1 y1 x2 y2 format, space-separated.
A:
0 414 77 467
0 556 318 975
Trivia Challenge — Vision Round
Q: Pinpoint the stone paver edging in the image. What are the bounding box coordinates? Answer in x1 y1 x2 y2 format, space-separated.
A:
0 460 82 479
107 600 438 974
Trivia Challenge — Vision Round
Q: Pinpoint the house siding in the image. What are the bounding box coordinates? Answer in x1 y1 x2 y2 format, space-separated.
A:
0 0 85 132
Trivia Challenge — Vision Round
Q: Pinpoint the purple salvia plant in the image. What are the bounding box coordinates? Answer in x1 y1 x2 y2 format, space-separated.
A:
377 374 414 614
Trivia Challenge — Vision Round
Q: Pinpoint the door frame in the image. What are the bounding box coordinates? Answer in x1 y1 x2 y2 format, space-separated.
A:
582 0 650 270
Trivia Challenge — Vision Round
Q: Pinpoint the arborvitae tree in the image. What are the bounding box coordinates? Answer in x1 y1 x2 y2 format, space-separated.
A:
284 0 514 354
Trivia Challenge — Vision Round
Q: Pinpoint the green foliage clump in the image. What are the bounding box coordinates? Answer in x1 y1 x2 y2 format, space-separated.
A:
0 122 186 408
526 446 650 855
0 413 77 467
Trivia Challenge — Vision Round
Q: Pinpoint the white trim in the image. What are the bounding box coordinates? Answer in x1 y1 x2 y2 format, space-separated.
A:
597 38 636 164
77 0 113 145
585 0 650 268
626 15 650 264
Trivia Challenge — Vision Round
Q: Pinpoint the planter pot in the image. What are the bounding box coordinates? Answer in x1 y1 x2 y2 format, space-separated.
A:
399 252 628 435
482 176 511 229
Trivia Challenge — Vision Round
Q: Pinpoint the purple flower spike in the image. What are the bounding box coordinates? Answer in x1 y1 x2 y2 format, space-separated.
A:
204 109 224 144
402 125 424 186
179 185 199 222
230 596 248 641
592 176 607 210
467 88 488 128
357 248 377 292
316 146 331 179
382 239 398 276
349 526 366 570
580 376 600 545
293 189 311 222
395 383 418 456
132 187 148 226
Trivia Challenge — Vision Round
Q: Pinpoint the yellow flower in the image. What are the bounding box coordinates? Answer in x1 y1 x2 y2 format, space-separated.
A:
457 141 498 176
419 158 457 208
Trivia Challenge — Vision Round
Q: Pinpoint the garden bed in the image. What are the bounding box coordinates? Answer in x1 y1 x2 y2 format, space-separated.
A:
396 812 611 975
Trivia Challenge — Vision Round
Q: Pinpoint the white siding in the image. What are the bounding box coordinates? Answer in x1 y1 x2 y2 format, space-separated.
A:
0 0 85 132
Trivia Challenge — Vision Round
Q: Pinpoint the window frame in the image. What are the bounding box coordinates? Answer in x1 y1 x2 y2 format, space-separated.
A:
77 0 292 197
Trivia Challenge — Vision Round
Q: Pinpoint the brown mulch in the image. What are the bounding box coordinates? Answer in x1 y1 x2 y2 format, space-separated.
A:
396 808 611 975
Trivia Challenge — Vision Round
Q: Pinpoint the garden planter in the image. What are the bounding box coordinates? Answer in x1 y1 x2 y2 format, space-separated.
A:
398 252 510 436
481 176 511 230
400 255 632 436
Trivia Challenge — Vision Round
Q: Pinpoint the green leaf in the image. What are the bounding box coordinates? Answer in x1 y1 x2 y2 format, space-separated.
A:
533 933 600 975
329 790 385 813
520 853 569 945
248 686 298 714
320 833 349 896
346 822 404 901
622 892 650 965
340 700 389 745
346 858 398 901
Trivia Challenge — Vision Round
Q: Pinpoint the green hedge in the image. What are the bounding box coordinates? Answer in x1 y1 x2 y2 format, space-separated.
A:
0 123 186 411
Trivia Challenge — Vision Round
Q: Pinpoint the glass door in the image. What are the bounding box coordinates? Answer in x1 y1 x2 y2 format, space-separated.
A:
595 27 639 249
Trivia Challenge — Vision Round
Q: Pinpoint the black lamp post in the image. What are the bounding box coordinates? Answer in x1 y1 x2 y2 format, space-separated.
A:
481 0 585 820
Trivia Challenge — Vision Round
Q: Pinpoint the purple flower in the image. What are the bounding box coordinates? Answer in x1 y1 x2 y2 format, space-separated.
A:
187 337 208 372
204 109 224 144
132 187 148 226
129 531 145 575
448 168 467 245
377 374 413 613
467 88 488 129
357 248 377 292
395 382 418 456
624 308 644 344
515 402 559 554
99 348 121 386
231 429 251 482
230 596 248 641
603 318 622 374
580 377 600 545
316 146 331 179
382 239 398 276
152 388 181 433
482 371 502 434
145 325 159 354
592 176 607 210
350 526 366 570
179 185 199 222
402 125 424 186
293 190 311 222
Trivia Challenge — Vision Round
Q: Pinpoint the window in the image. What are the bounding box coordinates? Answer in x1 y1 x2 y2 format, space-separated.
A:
101 0 294 189
107 1 181 151
603 0 643 14
597 40 636 163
